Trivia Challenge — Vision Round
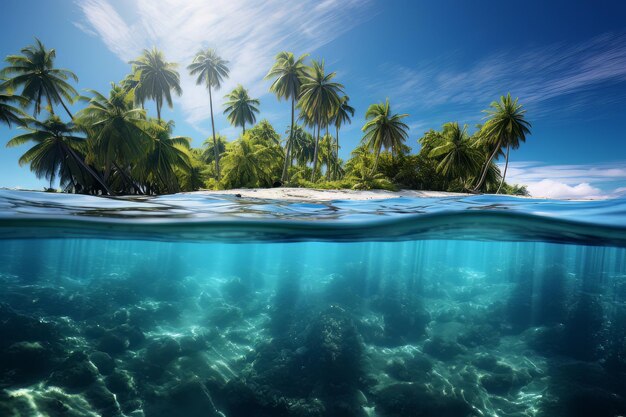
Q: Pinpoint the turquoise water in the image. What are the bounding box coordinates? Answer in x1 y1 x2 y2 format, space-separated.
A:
1 191 626 417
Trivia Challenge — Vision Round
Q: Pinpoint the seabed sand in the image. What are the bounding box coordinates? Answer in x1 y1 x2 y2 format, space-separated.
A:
194 187 468 201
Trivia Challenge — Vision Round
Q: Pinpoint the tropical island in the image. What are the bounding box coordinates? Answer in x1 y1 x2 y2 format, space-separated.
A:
1 40 531 197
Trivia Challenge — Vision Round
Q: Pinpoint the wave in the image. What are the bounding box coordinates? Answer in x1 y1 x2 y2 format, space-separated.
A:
1 190 626 246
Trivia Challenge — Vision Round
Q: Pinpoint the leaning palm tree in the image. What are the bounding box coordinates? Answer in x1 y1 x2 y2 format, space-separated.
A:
428 122 482 181
472 94 531 193
77 84 149 186
361 99 409 172
223 85 260 134
332 95 354 179
0 90 28 127
6 116 95 191
130 47 182 122
188 49 229 179
265 51 309 182
1 38 78 118
298 60 343 181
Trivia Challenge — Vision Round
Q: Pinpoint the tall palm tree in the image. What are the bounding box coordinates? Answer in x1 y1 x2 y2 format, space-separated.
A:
332 95 354 179
1 39 78 118
0 90 28 127
265 52 309 182
223 85 259 134
428 122 482 181
130 47 182 122
361 99 409 172
298 60 343 181
473 94 530 193
77 84 149 185
6 116 93 190
188 49 229 179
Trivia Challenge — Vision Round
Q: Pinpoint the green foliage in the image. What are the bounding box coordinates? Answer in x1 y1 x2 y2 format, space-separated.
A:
130 48 182 121
1 38 78 118
1 40 533 197
223 84 260 133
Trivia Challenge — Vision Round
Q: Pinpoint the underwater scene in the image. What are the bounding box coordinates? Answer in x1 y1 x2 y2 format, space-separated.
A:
1 191 626 417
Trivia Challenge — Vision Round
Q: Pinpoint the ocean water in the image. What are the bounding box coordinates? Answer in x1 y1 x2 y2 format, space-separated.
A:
1 191 626 417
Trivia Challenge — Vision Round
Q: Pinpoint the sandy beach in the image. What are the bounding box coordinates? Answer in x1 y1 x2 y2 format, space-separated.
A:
193 187 468 201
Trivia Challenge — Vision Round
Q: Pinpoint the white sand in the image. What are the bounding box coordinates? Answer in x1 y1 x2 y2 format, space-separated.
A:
193 187 467 201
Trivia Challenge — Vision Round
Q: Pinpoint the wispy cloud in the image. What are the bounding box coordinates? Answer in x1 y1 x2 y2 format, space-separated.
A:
370 32 626 124
504 161 626 199
75 0 374 131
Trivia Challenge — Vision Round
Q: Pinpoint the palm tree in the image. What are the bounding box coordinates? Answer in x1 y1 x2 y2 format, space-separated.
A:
1 39 78 118
221 137 282 188
472 94 531 193
0 89 28 127
135 120 191 194
223 85 259 134
428 122 482 181
332 95 354 179
188 49 229 179
288 124 315 167
77 84 149 185
361 99 409 172
200 134 228 164
298 60 343 181
130 48 182 121
265 52 309 182
6 116 93 190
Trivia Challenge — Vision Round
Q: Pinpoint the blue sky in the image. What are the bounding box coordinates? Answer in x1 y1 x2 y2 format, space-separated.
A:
1 0 626 198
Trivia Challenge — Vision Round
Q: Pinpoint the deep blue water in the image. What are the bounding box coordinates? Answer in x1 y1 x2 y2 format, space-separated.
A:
0 190 625 417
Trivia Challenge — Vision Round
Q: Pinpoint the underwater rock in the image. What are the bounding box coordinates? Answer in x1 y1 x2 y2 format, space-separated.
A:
375 383 473 417
303 306 364 393
84 383 122 417
385 356 433 382
97 333 129 356
207 304 243 328
145 337 181 366
423 337 466 360
89 351 115 375
222 277 252 303
371 296 430 346
562 293 605 361
49 352 99 390
145 379 223 417
457 324 500 348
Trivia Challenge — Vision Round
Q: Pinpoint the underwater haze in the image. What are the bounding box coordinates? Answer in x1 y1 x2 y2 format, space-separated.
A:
1 191 626 417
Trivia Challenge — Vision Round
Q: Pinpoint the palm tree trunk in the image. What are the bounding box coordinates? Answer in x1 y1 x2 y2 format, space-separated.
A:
372 150 381 174
208 85 220 180
325 126 331 181
311 117 321 182
495 144 510 194
281 98 295 183
157 101 161 122
66 145 114 195
472 138 502 192
335 126 340 180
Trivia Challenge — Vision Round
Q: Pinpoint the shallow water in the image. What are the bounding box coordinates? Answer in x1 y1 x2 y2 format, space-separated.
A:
1 190 625 417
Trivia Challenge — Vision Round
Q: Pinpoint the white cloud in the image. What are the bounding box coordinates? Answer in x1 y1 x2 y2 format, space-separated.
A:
504 161 626 199
526 180 605 200
75 0 373 130
369 32 626 122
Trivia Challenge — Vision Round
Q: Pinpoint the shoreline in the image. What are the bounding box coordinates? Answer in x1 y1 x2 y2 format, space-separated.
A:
191 187 469 201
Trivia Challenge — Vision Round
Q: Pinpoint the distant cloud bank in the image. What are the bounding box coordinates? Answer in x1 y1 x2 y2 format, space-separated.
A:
505 161 626 199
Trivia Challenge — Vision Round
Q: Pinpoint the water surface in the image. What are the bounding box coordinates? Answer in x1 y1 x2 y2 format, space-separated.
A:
0 190 625 417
